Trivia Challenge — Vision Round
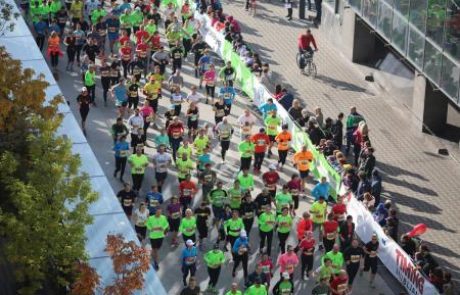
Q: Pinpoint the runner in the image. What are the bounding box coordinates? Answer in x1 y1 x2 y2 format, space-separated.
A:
219 61 235 86
339 215 355 252
277 245 299 281
126 76 140 110
219 81 236 116
259 98 277 119
225 282 242 295
311 176 332 202
186 102 200 139
274 185 293 216
344 238 364 291
275 124 291 170
180 276 200 295
111 117 129 144
225 210 244 255
254 188 272 217
286 174 302 210
199 163 217 204
292 145 313 193
332 195 347 225
178 174 197 213
194 201 211 250
264 110 281 158
245 278 268 295
204 64 217 104
238 135 255 171
111 78 128 117
167 116 185 162
204 244 226 293
321 244 344 275
146 207 169 270
309 196 327 250
213 97 226 124
322 213 339 253
251 128 270 173
258 205 275 256
240 193 256 236
311 277 329 295
113 134 130 181
179 208 197 243
143 75 162 113
238 109 256 140
298 230 315 280
152 145 172 192
117 182 136 217
170 86 185 116
167 195 182 247
262 164 280 200
276 207 293 254
227 179 243 212
362 233 379 288
76 87 91 132
128 108 144 144
194 128 209 158
232 230 250 279
180 239 198 286
215 117 234 163
176 152 195 183
145 185 163 215
272 272 294 295
237 169 255 193
128 146 149 192
133 202 149 243
330 270 348 295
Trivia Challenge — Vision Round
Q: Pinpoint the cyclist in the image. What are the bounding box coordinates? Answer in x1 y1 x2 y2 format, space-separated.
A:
297 29 318 72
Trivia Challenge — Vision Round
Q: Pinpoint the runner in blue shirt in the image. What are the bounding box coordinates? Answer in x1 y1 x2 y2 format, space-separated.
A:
113 135 130 181
219 83 237 116
198 49 212 88
180 240 198 286
259 98 277 118
111 78 128 117
145 185 164 215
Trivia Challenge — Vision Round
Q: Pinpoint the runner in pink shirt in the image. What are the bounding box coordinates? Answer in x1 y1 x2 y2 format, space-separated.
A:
277 244 299 281
139 103 155 134
204 64 217 104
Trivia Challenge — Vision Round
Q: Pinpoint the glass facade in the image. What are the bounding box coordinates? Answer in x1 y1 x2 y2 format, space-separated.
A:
344 0 460 104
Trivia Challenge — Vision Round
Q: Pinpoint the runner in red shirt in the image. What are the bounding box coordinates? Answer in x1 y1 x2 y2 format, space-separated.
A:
262 164 280 199
332 195 347 224
118 30 131 47
119 43 132 79
296 212 313 241
287 174 302 210
298 230 315 280
136 40 148 75
148 31 161 52
178 174 197 214
251 128 270 173
167 117 185 162
135 25 149 44
323 213 339 252
330 270 349 295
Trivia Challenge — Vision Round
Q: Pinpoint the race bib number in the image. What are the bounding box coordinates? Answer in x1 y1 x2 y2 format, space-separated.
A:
119 150 129 157
326 232 335 240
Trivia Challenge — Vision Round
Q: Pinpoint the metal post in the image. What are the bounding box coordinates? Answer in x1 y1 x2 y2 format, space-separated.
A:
299 0 306 19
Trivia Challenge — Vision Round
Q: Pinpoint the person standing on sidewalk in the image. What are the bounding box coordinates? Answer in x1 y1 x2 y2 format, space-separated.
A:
128 146 149 193
345 106 364 155
251 128 270 174
204 244 226 292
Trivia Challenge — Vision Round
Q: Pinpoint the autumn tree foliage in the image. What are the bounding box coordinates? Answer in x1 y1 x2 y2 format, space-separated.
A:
104 234 151 295
70 261 101 295
0 48 98 294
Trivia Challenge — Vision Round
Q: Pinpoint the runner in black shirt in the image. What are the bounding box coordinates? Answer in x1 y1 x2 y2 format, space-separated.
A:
99 59 112 105
344 239 364 290
170 41 184 73
191 35 206 78
240 193 257 236
254 188 272 216
363 234 379 288
117 183 137 217
194 201 211 249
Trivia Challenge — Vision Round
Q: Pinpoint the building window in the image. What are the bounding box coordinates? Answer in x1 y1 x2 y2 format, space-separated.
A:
426 0 447 47
377 1 393 39
424 40 444 84
393 11 409 54
444 0 460 62
440 55 460 101
408 25 425 69
409 0 428 33
349 0 362 12
362 0 378 26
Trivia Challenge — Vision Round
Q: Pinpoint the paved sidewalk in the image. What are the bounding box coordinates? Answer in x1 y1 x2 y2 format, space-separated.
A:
220 0 460 280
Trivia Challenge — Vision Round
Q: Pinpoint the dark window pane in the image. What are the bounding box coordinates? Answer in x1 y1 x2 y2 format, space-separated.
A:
362 0 378 26
408 26 425 68
424 40 443 83
444 0 460 62
349 0 362 11
393 12 409 53
395 0 410 18
440 55 460 100
426 0 447 46
409 0 428 33
377 1 393 38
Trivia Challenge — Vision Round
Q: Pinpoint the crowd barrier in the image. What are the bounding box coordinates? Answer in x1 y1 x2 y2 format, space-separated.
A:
189 9 440 295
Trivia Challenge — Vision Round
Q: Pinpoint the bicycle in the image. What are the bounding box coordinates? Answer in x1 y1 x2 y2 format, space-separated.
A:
296 51 317 78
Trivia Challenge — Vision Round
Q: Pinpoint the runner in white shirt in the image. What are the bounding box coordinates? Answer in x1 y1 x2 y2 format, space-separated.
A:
152 145 172 192
128 108 144 138
237 109 256 139
133 202 149 244
170 87 185 116
187 85 204 103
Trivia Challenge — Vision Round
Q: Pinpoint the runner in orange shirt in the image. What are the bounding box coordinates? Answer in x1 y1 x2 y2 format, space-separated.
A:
274 124 291 171
292 145 314 193
251 128 270 174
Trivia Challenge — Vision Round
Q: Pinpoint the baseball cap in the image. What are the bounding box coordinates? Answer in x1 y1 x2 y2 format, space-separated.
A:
81 87 87 92
282 272 290 279
240 230 247 238
186 239 194 246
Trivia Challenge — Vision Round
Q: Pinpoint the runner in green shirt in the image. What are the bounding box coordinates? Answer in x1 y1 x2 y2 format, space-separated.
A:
309 196 327 247
128 147 149 192
258 206 275 256
316 258 334 282
228 180 243 210
321 244 344 274
244 280 268 295
130 7 143 30
276 207 293 253
225 211 244 247
177 139 193 159
146 207 169 270
176 153 194 182
193 130 209 156
179 208 197 241
225 282 243 295
209 181 228 208
204 244 226 292
239 136 255 171
90 7 107 24
273 272 294 295
237 170 254 192
274 185 293 215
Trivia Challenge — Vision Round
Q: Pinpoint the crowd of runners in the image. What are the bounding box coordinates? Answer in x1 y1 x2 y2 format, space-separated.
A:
22 0 458 293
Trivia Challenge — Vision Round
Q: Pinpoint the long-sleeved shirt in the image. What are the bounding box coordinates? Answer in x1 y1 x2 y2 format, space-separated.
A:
180 246 198 266
311 182 331 201
232 237 249 254
113 141 130 157
258 102 277 118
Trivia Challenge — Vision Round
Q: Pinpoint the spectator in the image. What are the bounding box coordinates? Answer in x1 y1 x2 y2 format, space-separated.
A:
400 234 417 258
385 209 399 240
288 99 303 124
307 121 322 146
356 171 371 200
373 201 391 227
416 245 439 276
278 88 294 110
371 169 382 205
359 147 376 178
331 112 344 149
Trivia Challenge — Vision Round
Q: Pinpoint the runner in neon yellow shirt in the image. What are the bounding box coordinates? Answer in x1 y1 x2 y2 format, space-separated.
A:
237 170 254 192
239 136 255 171
176 153 194 182
179 208 197 241
264 111 281 157
244 281 268 295
146 207 169 270
128 147 149 192
177 139 193 159
193 130 209 156
225 282 243 295
276 207 293 253
274 185 293 215
258 206 275 256
204 244 226 292
310 196 327 249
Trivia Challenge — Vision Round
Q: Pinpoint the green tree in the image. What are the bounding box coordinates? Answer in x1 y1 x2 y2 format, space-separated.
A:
0 49 98 294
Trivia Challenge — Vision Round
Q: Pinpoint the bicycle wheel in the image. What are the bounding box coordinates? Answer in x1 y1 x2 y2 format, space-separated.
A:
311 62 317 78
296 52 302 69
304 61 312 76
